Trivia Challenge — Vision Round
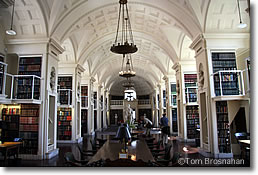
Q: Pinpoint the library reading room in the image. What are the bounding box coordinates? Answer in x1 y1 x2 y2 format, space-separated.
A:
0 0 251 167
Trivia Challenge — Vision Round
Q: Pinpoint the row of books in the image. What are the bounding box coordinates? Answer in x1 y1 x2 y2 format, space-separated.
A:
21 109 39 117
2 108 20 115
19 124 38 131
58 121 71 126
2 115 19 122
5 123 19 130
58 131 72 136
81 86 88 96
19 57 41 65
20 132 38 139
217 116 229 123
20 117 38 124
216 105 228 113
212 53 235 60
212 60 236 68
214 83 238 89
19 65 41 72
214 75 237 82
17 79 40 85
18 71 41 77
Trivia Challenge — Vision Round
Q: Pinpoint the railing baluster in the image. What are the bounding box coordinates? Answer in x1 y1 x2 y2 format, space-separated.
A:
32 76 35 100
219 72 223 96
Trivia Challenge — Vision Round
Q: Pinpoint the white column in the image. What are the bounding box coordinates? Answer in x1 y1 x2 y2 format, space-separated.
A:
158 84 162 124
87 77 95 134
107 91 110 126
163 76 172 134
103 89 107 128
97 85 102 130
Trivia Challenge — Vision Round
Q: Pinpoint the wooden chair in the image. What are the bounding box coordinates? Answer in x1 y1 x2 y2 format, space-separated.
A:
64 152 88 167
77 145 96 160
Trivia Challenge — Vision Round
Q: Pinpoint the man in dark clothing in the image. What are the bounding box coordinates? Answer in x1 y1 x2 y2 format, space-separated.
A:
160 113 169 145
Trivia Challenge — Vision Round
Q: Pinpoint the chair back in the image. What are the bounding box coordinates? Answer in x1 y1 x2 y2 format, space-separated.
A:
64 152 76 163
171 152 181 164
164 145 172 160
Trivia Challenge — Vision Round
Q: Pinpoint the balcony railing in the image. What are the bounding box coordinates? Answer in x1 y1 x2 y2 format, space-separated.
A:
1 64 42 101
57 89 73 105
185 86 198 104
211 70 245 97
81 96 88 108
110 100 123 106
14 75 41 100
138 99 151 105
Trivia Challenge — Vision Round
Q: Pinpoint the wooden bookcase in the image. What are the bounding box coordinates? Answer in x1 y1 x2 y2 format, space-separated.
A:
81 109 88 136
184 74 197 103
57 107 72 140
216 101 231 153
19 104 39 155
18 57 42 100
211 52 238 96
58 76 72 105
1 107 20 142
186 106 200 139
172 108 178 132
81 86 88 108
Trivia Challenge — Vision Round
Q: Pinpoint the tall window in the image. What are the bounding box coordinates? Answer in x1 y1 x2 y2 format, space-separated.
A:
124 89 136 101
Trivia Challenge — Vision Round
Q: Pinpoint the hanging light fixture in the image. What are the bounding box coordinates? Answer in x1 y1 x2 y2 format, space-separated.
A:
122 77 135 89
236 0 247 29
6 0 16 36
119 54 136 78
111 0 137 55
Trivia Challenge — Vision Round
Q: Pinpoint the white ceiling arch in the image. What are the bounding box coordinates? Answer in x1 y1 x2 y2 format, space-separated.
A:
51 0 202 42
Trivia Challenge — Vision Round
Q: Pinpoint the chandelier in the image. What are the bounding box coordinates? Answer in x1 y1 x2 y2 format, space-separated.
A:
111 0 137 55
122 77 135 88
119 54 136 78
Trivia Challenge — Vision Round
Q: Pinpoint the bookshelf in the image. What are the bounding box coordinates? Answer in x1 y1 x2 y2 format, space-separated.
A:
17 57 42 100
170 83 177 106
172 108 178 132
57 107 72 140
211 52 239 96
58 76 72 105
81 86 88 108
216 101 231 153
186 106 200 139
19 104 39 155
184 74 197 103
1 107 20 142
81 109 88 136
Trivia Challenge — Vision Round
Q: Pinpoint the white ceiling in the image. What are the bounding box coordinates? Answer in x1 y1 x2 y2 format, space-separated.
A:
0 0 250 95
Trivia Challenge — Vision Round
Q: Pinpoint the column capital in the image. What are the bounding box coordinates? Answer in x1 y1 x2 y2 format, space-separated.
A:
90 77 96 84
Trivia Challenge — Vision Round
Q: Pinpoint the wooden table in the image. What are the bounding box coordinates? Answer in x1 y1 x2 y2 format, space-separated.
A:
88 138 155 165
239 140 250 145
0 142 22 161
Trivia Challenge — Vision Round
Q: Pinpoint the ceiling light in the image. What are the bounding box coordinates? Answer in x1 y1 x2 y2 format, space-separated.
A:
236 0 247 29
111 0 137 55
6 0 16 36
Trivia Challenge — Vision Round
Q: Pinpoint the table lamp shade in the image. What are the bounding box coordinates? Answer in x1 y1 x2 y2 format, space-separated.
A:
116 125 131 141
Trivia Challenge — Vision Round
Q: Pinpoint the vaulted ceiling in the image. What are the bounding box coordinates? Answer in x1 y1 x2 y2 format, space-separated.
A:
0 0 250 95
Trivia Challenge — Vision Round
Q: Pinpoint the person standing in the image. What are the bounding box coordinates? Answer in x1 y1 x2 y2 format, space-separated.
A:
144 115 153 137
160 113 169 146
